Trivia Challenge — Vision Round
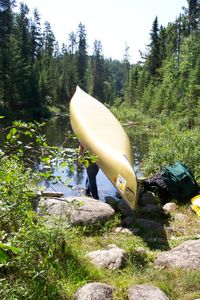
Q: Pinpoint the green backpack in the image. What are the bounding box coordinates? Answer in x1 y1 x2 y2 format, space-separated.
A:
161 162 199 201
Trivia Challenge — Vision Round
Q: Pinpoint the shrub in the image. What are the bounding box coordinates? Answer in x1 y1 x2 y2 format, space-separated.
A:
141 123 200 183
0 159 38 235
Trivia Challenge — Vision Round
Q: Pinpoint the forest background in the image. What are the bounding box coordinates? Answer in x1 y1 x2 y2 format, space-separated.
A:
0 0 200 126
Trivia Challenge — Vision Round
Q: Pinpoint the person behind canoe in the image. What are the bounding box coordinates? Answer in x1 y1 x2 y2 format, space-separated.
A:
78 143 99 200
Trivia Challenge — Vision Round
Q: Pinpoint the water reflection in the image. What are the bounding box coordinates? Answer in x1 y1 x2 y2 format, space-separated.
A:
127 127 149 178
42 116 149 200
44 114 71 146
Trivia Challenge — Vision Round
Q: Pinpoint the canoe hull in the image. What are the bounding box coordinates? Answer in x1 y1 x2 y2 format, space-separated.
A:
69 86 137 209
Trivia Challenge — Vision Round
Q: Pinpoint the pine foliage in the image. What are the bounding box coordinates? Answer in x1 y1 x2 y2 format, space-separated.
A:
0 1 199 124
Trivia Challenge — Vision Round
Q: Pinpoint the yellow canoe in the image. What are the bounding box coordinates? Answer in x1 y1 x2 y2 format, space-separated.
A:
69 86 137 209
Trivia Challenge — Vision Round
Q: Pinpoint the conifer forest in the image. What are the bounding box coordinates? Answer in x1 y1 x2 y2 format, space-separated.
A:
0 0 200 126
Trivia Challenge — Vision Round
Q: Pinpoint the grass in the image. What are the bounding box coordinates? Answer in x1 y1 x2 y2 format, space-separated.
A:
1 198 200 299
60 203 199 300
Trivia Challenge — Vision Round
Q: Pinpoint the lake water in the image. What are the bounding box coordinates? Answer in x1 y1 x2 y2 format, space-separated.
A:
42 115 149 200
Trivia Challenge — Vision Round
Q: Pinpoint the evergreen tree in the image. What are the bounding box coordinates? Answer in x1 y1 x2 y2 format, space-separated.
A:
59 46 78 102
159 25 167 64
7 34 28 111
90 40 105 101
68 31 77 55
101 59 115 104
43 21 55 57
187 0 200 33
135 67 150 111
76 23 88 89
122 42 130 99
63 31 78 99
15 3 30 60
14 3 33 112
0 0 14 109
125 65 140 106
86 57 93 95
38 21 57 107
122 42 130 82
30 8 42 63
147 17 161 76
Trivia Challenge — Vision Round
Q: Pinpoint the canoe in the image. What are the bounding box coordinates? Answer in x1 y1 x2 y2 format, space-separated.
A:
69 86 137 209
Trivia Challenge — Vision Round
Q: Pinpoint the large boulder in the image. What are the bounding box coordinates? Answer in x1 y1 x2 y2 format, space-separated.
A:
154 239 200 269
128 284 169 300
38 196 115 226
73 282 114 300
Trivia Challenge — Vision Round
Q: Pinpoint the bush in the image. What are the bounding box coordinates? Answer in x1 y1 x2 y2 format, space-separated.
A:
0 159 39 235
141 123 200 183
0 220 96 299
111 103 146 123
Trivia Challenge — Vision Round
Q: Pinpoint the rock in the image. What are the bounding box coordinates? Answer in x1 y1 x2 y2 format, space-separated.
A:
104 196 120 212
114 226 139 234
154 239 200 269
128 284 169 300
136 218 163 231
105 196 135 217
139 205 170 221
38 196 115 226
117 198 134 217
139 204 166 216
114 227 133 234
139 191 157 206
73 282 114 300
87 244 127 270
163 202 177 213
105 196 135 218
121 216 135 228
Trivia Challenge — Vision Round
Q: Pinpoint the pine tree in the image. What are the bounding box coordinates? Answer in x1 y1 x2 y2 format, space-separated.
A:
66 31 79 98
68 31 77 55
15 3 32 60
159 25 167 64
30 8 42 63
90 40 105 101
76 23 88 89
37 21 57 107
0 0 14 109
122 42 130 98
187 0 200 33
14 3 33 112
43 21 55 57
125 65 140 106
122 42 130 82
147 16 161 76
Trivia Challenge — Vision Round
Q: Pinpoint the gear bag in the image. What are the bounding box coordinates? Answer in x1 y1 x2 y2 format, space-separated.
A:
160 162 199 201
144 162 199 203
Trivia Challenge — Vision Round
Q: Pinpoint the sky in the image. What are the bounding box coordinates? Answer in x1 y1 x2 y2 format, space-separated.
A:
15 0 187 63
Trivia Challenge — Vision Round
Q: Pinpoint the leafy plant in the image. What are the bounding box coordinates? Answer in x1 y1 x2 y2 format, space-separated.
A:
0 242 20 263
1 120 76 185
141 123 200 182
